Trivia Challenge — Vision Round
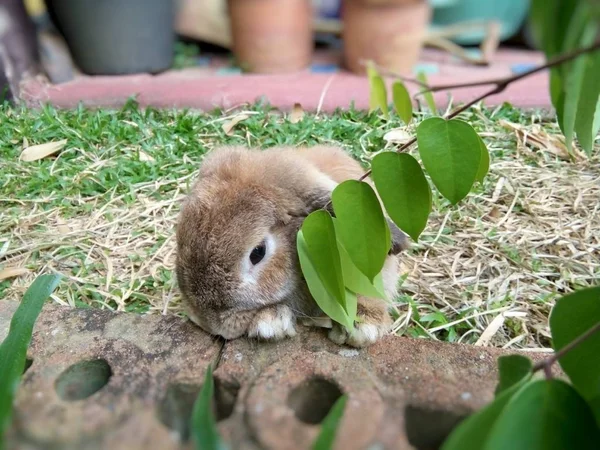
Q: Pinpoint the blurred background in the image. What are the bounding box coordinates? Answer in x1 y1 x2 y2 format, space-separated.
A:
1 0 536 103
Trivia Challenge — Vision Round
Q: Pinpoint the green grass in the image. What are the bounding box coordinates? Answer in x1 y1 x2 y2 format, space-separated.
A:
1 100 598 349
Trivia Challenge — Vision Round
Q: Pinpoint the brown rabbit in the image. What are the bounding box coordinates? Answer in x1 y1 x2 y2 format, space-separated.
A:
175 145 408 348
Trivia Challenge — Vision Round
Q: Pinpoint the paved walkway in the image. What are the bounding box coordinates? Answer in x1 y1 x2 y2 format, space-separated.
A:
21 47 551 112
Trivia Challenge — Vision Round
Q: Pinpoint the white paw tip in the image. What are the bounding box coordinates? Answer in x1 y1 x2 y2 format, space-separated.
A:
249 308 296 340
354 324 379 342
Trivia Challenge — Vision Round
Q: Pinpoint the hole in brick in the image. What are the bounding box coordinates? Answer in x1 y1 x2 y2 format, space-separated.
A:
157 378 240 442
404 404 468 450
23 358 33 374
287 376 343 425
214 377 241 421
55 359 112 401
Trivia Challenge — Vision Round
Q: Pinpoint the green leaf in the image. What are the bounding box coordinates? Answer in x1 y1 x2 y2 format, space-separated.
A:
592 97 600 142
371 152 431 242
297 230 357 329
530 0 580 58
475 136 490 184
334 219 386 299
0 274 61 446
574 52 600 155
392 81 412 125
484 379 600 450
416 118 482 205
495 355 533 396
562 22 598 150
550 69 565 131
312 395 348 450
367 65 388 118
417 71 437 114
331 180 389 282
549 286 600 407
441 377 530 450
301 211 346 308
191 364 227 450
589 395 600 425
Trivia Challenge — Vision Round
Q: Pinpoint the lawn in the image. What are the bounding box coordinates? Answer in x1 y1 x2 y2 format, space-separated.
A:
1 100 598 351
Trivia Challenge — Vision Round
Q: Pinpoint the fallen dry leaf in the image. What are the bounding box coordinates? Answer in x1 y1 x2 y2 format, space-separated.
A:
20 139 68 162
289 103 305 123
383 128 412 145
499 120 585 161
0 267 30 281
56 217 71 235
222 114 249 136
138 150 155 162
22 137 29 149
475 310 527 346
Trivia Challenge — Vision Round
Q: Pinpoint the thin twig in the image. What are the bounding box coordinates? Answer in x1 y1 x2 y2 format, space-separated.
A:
532 321 600 379
359 60 429 89
324 40 600 213
352 40 600 183
355 82 502 183
420 39 600 93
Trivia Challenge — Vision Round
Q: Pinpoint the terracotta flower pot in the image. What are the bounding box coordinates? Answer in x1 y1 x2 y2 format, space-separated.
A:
227 0 313 73
342 0 431 75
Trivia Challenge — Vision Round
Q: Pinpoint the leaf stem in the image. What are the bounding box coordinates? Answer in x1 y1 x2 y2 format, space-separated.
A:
532 321 600 380
415 39 600 94
330 41 600 204
356 80 502 182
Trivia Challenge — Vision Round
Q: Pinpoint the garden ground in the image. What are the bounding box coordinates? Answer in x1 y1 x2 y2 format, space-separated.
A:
1 101 598 351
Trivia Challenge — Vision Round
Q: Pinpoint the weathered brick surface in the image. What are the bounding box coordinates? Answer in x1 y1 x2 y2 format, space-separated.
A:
0 301 221 450
0 301 551 450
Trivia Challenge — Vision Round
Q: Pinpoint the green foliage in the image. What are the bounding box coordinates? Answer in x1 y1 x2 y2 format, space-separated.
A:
371 152 431 242
530 0 600 154
416 118 482 205
191 364 227 450
0 274 61 449
441 378 531 450
297 230 357 329
484 380 599 450
297 66 489 329
574 53 600 154
301 211 346 308
312 396 348 450
443 286 600 449
331 181 390 282
495 355 533 396
549 286 600 420
392 81 412 125
475 136 491 184
417 71 437 114
334 219 386 300
367 65 389 118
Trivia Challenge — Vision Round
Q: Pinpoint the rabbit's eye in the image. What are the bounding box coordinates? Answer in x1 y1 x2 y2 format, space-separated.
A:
250 242 267 265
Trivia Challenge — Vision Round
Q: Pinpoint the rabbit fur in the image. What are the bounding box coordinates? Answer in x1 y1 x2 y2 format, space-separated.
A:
175 145 408 348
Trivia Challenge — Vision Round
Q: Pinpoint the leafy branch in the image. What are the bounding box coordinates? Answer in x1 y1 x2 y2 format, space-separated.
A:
359 38 600 182
0 274 62 450
307 0 600 334
443 285 600 450
418 40 600 94
532 321 600 380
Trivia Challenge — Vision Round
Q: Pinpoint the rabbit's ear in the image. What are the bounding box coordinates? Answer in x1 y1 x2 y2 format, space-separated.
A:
294 187 409 254
386 219 410 255
302 187 334 215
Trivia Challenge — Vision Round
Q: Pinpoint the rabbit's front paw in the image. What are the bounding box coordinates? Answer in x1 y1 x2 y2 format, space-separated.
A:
327 300 391 348
247 304 297 340
328 321 388 348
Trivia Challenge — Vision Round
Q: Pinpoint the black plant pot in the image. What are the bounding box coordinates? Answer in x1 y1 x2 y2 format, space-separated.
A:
45 0 175 75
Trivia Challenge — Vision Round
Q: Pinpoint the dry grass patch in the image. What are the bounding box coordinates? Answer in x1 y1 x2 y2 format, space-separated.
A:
1 103 598 350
